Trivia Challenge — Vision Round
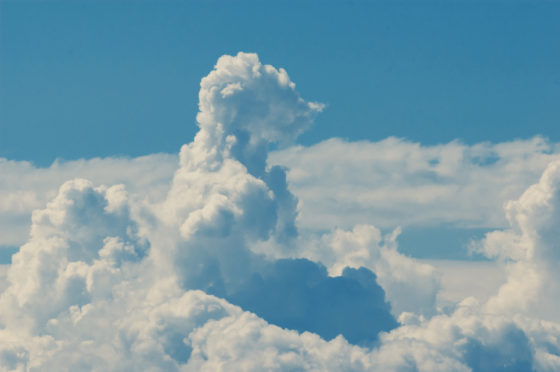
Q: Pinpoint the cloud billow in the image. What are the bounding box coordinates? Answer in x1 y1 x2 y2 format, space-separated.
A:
162 52 397 345
0 52 403 371
0 52 559 371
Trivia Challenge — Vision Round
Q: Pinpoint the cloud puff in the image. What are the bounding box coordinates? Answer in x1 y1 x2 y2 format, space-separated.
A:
159 52 398 343
373 299 538 372
0 179 148 333
197 53 324 151
0 154 176 248
476 160 560 323
0 53 401 371
162 53 322 247
0 173 393 371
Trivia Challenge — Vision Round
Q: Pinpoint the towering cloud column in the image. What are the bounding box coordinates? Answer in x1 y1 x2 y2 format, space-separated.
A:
163 53 324 293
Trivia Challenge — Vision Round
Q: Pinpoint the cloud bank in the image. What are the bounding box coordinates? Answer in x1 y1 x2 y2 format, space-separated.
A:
270 136 560 231
3 136 559 251
0 52 559 371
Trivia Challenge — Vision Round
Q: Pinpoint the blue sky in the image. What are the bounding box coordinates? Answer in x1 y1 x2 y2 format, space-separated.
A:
1 0 559 166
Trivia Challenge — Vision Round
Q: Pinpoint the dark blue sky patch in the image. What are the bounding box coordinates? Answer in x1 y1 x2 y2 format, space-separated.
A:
397 226 493 260
227 258 398 346
0 246 19 265
462 324 535 372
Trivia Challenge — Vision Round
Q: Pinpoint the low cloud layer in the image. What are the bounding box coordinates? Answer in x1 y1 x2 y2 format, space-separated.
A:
0 52 559 371
2 137 559 251
270 136 560 231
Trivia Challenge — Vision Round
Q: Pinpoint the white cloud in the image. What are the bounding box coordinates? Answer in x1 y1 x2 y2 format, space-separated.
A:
0 154 176 248
2 133 559 252
155 52 399 346
0 174 388 369
196 53 323 149
367 159 560 372
157 52 323 296
373 298 537 372
0 179 148 332
1 52 560 372
476 160 560 322
269 136 560 231
186 310 375 372
0 53 396 371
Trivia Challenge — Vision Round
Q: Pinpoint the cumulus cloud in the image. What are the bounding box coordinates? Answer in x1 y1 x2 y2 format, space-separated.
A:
3 135 560 254
0 179 148 332
373 298 538 372
0 154 176 248
1 52 560 372
157 52 398 344
367 160 560 372
0 53 400 371
196 53 324 149
474 160 560 323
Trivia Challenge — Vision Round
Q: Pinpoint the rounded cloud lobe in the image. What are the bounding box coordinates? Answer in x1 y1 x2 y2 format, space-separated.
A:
1 52 559 372
480 161 560 323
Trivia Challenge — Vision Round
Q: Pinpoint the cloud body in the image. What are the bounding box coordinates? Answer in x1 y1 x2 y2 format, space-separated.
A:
479 160 560 323
0 154 176 248
159 52 398 344
0 52 559 372
2 137 560 252
270 136 560 231
0 53 398 371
